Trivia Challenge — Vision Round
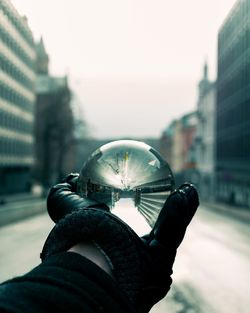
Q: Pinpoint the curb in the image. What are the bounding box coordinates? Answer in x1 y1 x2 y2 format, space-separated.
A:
0 198 46 227
202 201 250 224
0 193 43 205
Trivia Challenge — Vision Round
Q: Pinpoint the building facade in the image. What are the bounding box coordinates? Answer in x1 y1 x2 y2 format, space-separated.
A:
160 112 197 186
0 0 36 194
216 0 250 207
195 63 216 201
35 39 74 187
160 120 175 168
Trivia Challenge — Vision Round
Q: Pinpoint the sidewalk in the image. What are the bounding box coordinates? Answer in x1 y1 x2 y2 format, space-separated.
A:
0 194 46 227
0 192 42 205
202 200 250 223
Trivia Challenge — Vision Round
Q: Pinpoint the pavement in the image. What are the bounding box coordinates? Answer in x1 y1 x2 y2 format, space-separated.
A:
0 191 43 205
151 204 250 313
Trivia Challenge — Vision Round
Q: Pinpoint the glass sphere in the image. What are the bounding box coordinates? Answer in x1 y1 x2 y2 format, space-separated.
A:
77 140 175 229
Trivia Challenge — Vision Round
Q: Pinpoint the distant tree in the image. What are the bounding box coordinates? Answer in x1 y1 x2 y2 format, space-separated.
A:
70 92 90 140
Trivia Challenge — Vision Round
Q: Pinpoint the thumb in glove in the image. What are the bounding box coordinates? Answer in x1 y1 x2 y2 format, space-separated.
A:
136 183 199 313
47 173 109 223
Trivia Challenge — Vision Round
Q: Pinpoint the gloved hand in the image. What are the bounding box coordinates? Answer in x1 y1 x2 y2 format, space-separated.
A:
47 173 110 222
137 183 199 312
41 173 199 313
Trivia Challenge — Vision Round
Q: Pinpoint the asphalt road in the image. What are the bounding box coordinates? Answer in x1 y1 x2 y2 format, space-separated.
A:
0 203 249 313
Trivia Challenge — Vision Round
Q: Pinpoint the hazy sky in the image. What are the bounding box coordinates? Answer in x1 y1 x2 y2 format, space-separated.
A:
12 0 236 138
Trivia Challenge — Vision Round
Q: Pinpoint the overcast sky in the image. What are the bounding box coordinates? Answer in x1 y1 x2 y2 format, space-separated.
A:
12 0 236 138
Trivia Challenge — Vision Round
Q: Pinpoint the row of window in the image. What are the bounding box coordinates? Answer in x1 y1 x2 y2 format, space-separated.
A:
217 68 250 109
216 121 250 159
217 112 250 136
0 109 33 133
219 19 249 58
0 25 34 68
0 3 33 47
218 31 250 78
208 1 250 168
219 0 250 48
0 138 33 156
216 134 250 160
0 53 33 90
217 103 250 135
0 84 34 112
218 65 250 97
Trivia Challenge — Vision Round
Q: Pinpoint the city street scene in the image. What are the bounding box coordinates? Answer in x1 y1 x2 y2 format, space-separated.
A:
1 0 250 312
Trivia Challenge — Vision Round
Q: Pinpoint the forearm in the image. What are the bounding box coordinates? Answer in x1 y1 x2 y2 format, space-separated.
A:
0 252 134 313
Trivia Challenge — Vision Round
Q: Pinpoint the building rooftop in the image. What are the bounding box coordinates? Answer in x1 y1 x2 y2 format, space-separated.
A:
181 111 197 128
36 75 68 94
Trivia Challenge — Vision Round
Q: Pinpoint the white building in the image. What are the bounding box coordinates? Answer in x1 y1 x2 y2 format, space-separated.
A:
0 0 36 193
195 62 216 200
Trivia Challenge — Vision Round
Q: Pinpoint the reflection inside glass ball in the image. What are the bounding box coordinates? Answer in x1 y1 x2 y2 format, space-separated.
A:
77 140 175 233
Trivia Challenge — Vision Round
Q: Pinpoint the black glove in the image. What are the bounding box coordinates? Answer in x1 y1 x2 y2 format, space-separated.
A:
47 173 110 222
42 174 199 313
137 183 199 312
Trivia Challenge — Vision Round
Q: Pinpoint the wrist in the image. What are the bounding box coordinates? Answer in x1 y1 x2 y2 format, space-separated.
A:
68 241 114 278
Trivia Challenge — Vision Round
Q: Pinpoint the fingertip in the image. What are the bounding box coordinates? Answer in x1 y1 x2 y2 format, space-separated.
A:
177 183 199 208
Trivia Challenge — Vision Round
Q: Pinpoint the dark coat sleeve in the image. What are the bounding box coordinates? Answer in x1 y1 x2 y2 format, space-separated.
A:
0 252 135 313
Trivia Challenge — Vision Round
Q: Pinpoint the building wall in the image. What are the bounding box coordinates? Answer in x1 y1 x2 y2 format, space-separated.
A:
196 86 216 200
216 0 250 207
172 120 183 173
160 132 172 166
35 77 74 187
198 87 216 172
160 112 197 186
195 63 216 201
160 120 175 168
34 38 76 187
0 0 36 194
181 112 197 170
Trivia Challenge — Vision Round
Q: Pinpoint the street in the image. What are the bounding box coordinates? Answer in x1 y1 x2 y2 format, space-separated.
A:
0 204 249 313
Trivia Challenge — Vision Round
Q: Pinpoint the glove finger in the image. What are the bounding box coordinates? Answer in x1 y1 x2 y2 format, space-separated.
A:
62 173 79 191
47 182 109 223
151 183 199 249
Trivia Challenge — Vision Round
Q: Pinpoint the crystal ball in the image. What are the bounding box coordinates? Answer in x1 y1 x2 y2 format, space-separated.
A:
77 140 175 229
